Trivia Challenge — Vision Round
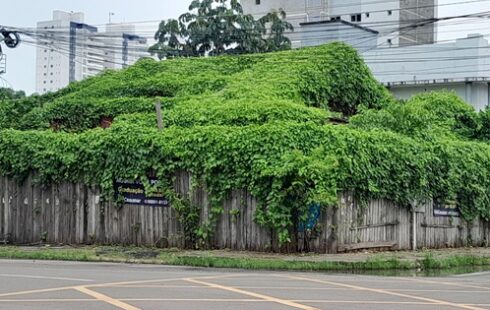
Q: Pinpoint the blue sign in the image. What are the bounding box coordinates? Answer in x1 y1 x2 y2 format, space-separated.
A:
298 204 321 232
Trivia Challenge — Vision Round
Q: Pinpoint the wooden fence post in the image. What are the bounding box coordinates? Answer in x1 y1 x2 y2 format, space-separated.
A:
155 101 164 130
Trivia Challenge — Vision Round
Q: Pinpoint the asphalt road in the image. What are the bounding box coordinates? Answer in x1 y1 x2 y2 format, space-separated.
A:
0 260 489 310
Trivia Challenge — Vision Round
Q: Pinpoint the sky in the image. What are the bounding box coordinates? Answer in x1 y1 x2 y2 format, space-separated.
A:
0 0 189 93
0 0 488 94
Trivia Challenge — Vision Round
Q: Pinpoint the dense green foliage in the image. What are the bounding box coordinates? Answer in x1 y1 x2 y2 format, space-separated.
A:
0 87 25 100
1 42 490 246
149 0 294 59
351 92 480 139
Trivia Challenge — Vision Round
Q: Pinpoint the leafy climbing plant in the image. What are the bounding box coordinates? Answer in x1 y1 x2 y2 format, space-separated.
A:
1 42 490 246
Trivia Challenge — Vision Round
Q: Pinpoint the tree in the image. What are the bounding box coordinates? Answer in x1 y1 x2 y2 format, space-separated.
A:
260 10 294 52
0 87 25 100
149 0 294 59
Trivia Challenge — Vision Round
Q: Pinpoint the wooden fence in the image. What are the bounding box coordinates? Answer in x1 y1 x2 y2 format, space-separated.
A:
1 173 489 252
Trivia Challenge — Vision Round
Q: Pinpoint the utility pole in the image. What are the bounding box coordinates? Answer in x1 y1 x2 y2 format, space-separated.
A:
155 101 164 131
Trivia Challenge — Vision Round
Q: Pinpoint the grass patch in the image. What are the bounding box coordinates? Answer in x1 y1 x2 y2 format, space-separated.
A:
421 252 490 269
153 255 413 271
0 246 489 273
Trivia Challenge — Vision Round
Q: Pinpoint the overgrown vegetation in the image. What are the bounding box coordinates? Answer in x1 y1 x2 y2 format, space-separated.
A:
0 87 25 100
1 41 490 247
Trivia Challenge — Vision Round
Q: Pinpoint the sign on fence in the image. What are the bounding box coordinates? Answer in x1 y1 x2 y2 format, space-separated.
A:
433 201 460 217
115 178 170 207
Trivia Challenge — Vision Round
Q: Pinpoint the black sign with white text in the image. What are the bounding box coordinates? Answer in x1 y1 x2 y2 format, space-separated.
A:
433 201 460 217
114 178 170 207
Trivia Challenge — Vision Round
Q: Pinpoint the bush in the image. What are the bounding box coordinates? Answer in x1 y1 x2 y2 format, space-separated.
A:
351 91 479 139
5 43 389 132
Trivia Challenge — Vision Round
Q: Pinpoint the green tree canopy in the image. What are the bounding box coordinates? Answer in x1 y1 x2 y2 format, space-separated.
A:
0 87 25 100
149 0 294 59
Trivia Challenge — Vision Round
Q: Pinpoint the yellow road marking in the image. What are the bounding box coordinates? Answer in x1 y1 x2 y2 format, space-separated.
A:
124 298 263 302
1 297 490 308
75 286 140 310
185 278 319 310
111 284 490 293
0 274 93 282
402 277 490 291
0 299 97 302
120 299 431 305
280 275 487 310
0 286 74 298
0 298 429 304
0 273 240 298
88 273 243 289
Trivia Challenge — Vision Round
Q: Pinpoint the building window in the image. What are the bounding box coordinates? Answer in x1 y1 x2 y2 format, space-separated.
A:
351 14 361 22
388 10 392 15
330 16 340 21
255 0 260 4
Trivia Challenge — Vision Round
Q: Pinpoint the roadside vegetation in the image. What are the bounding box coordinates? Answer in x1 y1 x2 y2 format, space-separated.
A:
0 246 489 274
1 39 490 248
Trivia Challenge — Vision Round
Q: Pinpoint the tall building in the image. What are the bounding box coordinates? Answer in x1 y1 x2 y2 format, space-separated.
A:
103 24 148 70
240 0 437 47
365 34 490 111
36 11 148 94
36 11 85 94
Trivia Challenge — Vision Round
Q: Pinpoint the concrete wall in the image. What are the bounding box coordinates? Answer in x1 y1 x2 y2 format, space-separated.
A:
241 0 437 47
389 82 490 111
399 0 437 46
330 0 400 46
364 34 490 110
300 21 378 52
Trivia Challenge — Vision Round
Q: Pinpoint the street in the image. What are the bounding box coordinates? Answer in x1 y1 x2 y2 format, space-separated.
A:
0 260 489 309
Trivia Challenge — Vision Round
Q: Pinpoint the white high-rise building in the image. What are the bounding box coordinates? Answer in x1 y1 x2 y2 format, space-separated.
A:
36 11 148 94
36 11 86 94
240 0 437 47
103 23 149 70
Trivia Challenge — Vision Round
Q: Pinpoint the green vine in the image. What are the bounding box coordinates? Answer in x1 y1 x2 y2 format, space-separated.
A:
0 43 490 246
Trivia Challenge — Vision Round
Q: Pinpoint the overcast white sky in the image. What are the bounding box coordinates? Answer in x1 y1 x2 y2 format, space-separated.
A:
0 0 488 94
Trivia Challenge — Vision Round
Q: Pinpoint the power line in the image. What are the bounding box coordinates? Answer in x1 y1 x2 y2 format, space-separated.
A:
6 5 490 90
4 0 484 34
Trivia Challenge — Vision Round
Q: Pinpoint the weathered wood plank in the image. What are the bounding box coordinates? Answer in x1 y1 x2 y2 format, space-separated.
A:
1 173 489 252
338 241 397 252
